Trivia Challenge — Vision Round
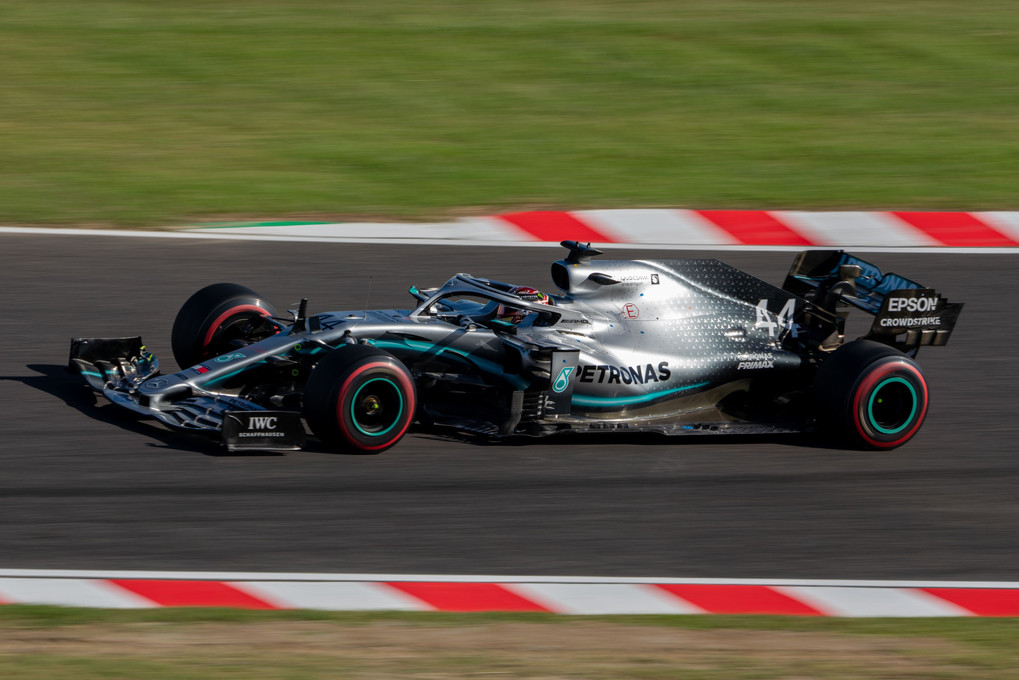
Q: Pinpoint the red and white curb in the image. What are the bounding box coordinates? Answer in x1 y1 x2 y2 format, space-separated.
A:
6 210 1019 252
181 209 1019 250
2 571 1019 617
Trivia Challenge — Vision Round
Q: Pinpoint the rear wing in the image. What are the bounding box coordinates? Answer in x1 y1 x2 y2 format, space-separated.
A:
783 250 964 350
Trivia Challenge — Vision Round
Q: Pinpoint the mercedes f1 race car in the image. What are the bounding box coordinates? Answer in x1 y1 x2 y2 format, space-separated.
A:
69 242 962 453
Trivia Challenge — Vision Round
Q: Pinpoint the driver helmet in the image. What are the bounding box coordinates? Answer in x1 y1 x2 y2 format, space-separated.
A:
496 286 553 324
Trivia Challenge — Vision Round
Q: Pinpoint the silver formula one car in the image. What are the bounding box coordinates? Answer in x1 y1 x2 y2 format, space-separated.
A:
69 242 962 453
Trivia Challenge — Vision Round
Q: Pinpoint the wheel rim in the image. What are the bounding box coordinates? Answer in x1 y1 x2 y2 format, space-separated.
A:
350 378 404 437
867 376 918 435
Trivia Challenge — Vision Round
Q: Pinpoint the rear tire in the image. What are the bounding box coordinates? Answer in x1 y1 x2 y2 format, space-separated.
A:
304 344 417 454
814 340 929 450
171 283 278 369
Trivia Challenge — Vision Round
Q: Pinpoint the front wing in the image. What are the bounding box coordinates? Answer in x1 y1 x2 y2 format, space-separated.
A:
69 337 303 451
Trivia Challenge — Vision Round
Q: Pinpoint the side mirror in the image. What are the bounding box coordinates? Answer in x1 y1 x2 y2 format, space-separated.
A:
838 264 863 282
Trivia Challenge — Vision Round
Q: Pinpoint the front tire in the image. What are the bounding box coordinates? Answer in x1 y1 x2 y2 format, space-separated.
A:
171 283 278 369
814 340 929 450
304 345 417 454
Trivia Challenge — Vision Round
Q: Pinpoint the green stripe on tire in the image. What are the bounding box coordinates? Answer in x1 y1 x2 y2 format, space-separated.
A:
350 378 404 437
867 376 918 435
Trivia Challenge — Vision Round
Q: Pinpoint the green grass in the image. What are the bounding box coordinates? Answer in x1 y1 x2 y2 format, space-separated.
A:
1 602 1018 636
1 1 1018 226
2 606 1019 679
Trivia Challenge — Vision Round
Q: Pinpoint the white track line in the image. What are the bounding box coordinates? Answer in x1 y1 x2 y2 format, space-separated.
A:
3 226 1019 254
2 569 1018 589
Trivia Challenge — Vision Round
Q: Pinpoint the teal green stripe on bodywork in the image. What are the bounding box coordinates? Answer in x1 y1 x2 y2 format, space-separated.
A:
80 369 103 378
571 381 711 408
369 338 530 390
203 359 267 386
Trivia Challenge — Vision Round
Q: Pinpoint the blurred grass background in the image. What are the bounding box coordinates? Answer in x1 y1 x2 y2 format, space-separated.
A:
3 607 1019 679
1 0 1017 226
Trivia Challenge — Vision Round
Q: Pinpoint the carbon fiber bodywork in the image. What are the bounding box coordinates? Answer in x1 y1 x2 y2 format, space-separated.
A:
69 243 963 450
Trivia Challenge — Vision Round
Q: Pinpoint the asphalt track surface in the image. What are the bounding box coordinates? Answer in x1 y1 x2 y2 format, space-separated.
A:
1 234 1017 580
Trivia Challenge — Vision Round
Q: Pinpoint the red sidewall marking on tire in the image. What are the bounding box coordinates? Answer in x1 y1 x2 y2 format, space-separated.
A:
852 361 928 448
337 361 416 451
202 304 272 349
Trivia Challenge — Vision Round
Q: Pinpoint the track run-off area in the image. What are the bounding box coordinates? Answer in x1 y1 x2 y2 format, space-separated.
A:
1 232 1017 583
